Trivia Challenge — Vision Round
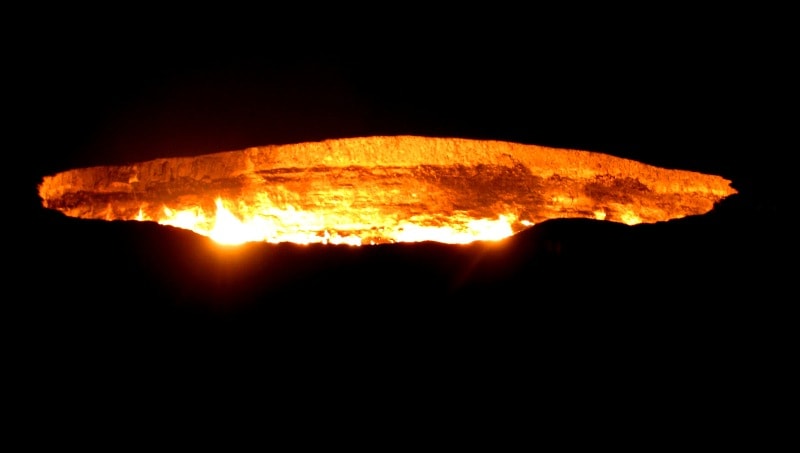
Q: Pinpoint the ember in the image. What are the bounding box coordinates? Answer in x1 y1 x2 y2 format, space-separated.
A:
38 136 737 245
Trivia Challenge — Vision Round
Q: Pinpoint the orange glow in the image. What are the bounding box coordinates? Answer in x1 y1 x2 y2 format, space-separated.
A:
152 197 522 245
38 136 737 246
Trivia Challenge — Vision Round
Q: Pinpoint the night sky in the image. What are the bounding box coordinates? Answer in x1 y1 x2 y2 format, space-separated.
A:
19 9 781 204
11 9 789 428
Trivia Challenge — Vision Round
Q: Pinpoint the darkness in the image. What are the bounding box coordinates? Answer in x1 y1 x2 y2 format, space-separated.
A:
11 9 790 436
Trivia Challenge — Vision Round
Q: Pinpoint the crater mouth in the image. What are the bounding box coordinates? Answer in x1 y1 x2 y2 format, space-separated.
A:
38 135 737 246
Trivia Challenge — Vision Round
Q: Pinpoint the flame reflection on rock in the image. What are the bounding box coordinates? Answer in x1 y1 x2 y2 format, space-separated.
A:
38 136 738 246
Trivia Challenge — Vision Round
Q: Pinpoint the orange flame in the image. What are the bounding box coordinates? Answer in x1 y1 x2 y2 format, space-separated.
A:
37 136 737 246
152 197 523 245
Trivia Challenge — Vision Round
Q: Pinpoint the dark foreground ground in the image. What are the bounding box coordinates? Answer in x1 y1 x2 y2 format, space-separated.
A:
23 192 783 349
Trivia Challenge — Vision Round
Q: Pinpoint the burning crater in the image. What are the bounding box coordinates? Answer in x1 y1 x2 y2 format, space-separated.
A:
38 135 737 246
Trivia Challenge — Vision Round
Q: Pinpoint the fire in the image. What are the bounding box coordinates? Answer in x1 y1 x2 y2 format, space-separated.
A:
153 196 522 245
37 136 738 246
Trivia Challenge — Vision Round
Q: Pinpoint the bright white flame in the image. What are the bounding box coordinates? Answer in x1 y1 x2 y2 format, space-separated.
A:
149 197 523 246
209 198 256 245
160 206 211 232
619 210 642 225
392 214 515 244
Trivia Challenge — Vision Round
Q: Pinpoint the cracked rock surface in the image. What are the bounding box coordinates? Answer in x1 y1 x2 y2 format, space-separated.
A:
38 135 737 236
